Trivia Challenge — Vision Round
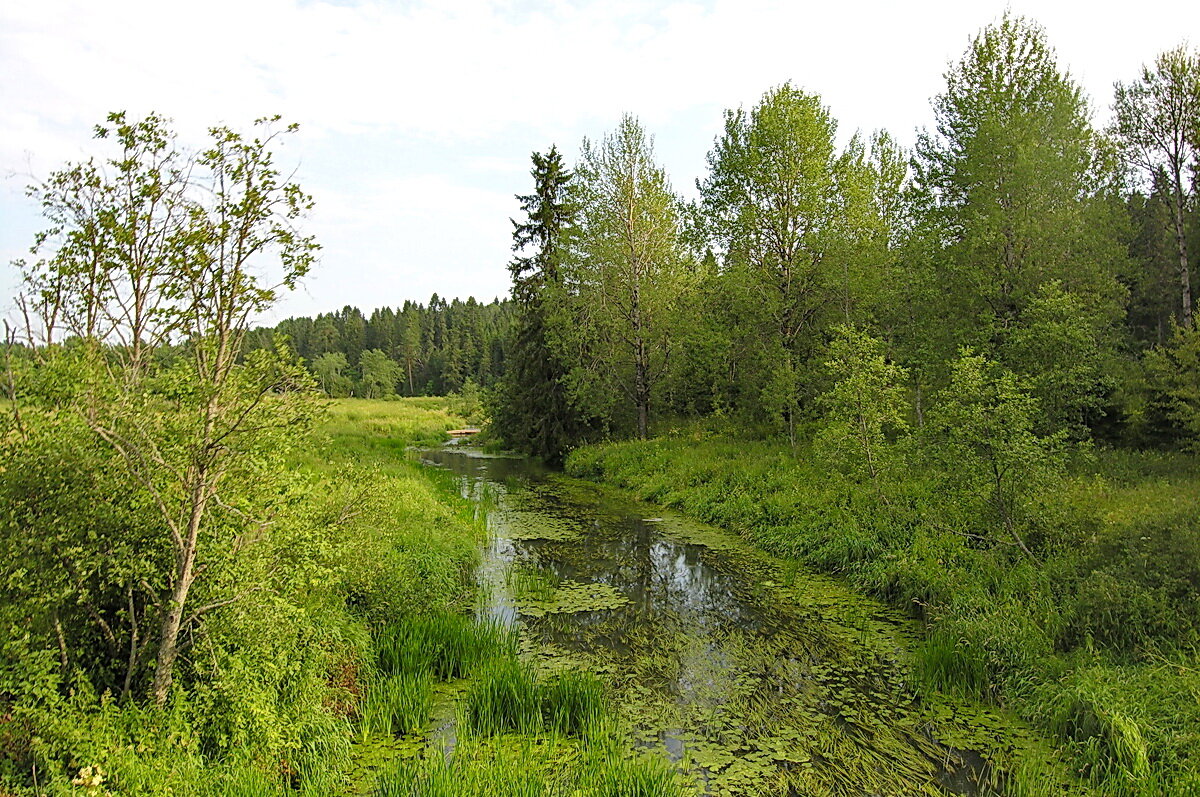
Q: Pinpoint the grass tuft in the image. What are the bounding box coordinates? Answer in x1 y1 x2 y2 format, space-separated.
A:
463 656 544 736
377 612 515 680
358 672 433 739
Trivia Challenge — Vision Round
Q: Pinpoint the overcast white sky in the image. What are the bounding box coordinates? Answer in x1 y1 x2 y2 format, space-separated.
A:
2 0 1196 323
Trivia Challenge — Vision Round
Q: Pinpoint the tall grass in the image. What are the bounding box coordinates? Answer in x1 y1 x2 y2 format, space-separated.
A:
463 656 544 736
376 612 515 680
371 749 551 797
580 752 682 797
540 671 605 736
369 736 683 797
358 673 433 739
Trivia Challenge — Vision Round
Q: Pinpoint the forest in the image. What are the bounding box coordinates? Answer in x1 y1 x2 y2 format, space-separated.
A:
1 11 1199 797
246 298 512 399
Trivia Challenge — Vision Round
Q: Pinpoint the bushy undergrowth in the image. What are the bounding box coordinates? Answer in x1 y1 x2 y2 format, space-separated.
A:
566 429 1200 794
2 398 686 795
0 399 479 794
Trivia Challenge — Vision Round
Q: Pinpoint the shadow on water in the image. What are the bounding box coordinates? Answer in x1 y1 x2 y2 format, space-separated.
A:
420 446 1014 796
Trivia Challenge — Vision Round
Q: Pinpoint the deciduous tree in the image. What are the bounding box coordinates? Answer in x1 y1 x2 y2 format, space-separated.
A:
697 83 841 442
914 15 1125 351
571 116 688 439
1112 45 1200 328
13 112 318 704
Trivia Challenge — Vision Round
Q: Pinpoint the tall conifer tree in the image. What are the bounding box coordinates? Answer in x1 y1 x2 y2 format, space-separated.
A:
494 147 589 462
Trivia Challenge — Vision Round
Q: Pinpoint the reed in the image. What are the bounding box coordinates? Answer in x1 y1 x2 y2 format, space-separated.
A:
376 612 515 680
358 672 433 739
462 656 543 736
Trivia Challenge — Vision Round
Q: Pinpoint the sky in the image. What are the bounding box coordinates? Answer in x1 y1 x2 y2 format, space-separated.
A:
2 0 1197 324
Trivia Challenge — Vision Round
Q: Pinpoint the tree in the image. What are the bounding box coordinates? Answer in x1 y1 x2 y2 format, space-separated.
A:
831 130 910 326
1144 322 1200 448
572 115 687 439
358 348 401 397
814 326 910 502
493 146 590 462
1112 45 1200 328
13 112 318 704
925 351 1067 559
312 351 351 396
696 83 840 442
1004 281 1115 436
914 15 1126 357
396 309 423 395
19 112 191 365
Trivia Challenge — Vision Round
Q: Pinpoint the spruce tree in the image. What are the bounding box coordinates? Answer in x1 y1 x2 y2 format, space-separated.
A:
494 147 590 462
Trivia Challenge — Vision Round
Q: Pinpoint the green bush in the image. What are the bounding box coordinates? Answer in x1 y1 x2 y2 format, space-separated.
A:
1064 510 1200 655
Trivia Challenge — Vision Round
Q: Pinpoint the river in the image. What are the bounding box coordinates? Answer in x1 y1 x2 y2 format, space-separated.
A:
419 445 1065 797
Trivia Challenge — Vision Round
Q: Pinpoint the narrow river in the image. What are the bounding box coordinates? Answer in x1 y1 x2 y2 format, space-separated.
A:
419 445 1064 797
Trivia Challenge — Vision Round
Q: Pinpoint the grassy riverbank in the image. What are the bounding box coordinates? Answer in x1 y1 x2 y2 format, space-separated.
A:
565 430 1200 795
0 399 679 795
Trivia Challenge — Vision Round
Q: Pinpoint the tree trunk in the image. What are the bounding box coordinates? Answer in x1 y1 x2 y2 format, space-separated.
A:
635 337 649 440
630 277 650 440
1172 200 1192 327
150 481 207 704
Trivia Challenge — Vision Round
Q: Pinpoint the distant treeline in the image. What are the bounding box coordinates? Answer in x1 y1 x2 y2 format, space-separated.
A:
247 296 513 397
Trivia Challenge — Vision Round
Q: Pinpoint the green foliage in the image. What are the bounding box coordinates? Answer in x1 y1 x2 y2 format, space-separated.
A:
912 14 1126 393
461 654 606 739
814 326 910 494
568 114 690 439
254 297 513 399
1144 322 1200 448
0 396 485 793
694 83 841 437
1111 45 1200 329
359 348 403 398
1005 281 1118 437
1032 662 1200 795
924 350 1067 556
491 146 594 462
1064 508 1200 654
311 351 353 397
579 751 681 797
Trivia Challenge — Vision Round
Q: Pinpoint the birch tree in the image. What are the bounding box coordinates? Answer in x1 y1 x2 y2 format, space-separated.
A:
13 112 319 704
697 83 840 442
1112 45 1200 328
572 115 687 439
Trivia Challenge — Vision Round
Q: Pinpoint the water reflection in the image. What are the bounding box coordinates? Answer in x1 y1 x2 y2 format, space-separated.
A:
421 447 762 709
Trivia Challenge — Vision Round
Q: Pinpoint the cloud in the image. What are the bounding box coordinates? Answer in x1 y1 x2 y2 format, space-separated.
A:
4 0 1199 314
